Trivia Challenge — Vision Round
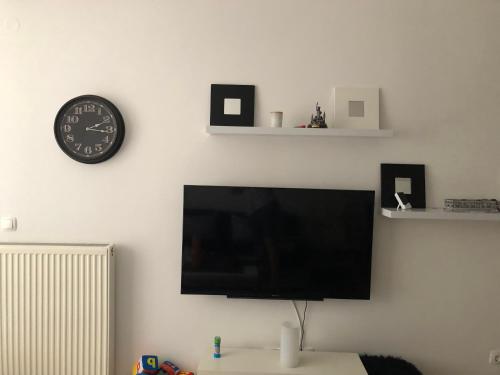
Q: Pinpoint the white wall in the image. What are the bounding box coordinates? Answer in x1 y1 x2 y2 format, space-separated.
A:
1 0 500 374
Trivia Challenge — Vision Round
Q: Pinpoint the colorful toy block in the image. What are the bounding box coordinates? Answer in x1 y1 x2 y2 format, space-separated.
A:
133 355 160 375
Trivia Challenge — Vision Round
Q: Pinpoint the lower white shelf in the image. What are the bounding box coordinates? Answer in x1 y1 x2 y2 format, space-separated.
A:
207 126 394 138
382 208 500 221
197 348 367 375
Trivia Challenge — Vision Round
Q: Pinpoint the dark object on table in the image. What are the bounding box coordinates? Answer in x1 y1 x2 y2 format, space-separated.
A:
380 164 426 209
307 102 327 128
210 84 255 127
444 199 499 212
360 355 423 375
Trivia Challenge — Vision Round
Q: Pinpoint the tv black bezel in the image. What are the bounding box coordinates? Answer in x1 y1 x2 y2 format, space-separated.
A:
181 184 375 301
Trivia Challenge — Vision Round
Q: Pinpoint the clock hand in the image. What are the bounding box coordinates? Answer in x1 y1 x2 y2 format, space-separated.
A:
85 127 113 134
87 121 105 130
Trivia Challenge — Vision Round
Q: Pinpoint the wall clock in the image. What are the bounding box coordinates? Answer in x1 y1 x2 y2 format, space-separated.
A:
54 95 125 164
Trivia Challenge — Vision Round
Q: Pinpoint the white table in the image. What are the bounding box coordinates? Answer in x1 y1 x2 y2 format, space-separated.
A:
197 348 367 375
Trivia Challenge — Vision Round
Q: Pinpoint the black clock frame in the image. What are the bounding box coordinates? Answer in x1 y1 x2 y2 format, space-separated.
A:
54 95 125 164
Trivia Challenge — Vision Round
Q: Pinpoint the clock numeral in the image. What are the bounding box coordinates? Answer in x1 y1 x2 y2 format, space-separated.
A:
97 107 102 115
66 115 79 124
84 104 96 113
84 146 93 155
102 116 111 123
63 124 72 132
73 107 83 115
95 144 103 152
75 143 82 151
102 136 110 143
65 134 74 143
105 125 114 133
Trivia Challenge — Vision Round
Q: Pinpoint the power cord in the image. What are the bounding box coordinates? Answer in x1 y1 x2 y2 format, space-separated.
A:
292 300 302 333
291 300 309 351
300 300 308 351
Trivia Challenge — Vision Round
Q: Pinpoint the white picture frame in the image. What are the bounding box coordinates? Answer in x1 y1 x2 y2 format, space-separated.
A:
332 87 380 129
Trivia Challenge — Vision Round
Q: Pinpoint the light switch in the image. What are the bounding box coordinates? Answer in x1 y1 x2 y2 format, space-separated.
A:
0 217 17 231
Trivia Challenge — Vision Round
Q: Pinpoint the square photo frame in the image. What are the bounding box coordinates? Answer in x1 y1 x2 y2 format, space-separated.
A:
210 84 255 127
381 164 426 208
332 87 379 129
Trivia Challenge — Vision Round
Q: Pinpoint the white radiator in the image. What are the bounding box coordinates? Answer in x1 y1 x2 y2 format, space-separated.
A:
0 243 114 375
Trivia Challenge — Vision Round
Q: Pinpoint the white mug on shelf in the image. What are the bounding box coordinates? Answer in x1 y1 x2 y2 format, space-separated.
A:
270 111 283 128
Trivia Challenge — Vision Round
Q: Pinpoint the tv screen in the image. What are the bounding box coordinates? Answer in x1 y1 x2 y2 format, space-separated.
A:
181 185 374 300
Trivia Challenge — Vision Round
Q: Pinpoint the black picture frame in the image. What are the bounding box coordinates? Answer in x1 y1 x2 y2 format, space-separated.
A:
210 84 255 127
381 164 426 208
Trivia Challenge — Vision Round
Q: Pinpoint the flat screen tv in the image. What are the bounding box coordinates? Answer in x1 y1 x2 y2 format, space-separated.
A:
181 185 375 300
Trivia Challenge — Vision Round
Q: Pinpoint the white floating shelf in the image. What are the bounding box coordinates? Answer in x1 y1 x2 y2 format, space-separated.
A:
207 126 394 138
382 208 500 221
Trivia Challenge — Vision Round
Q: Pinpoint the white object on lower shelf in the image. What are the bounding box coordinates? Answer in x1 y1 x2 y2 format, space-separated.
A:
197 347 367 375
381 208 500 221
207 126 393 137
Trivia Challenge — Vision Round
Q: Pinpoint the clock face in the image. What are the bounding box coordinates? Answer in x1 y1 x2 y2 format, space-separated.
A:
54 95 125 164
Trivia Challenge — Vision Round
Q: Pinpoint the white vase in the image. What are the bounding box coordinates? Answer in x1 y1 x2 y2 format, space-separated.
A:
280 322 299 368
270 112 283 128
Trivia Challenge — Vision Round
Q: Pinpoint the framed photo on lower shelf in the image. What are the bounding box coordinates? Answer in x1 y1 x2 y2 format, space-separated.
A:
381 163 426 208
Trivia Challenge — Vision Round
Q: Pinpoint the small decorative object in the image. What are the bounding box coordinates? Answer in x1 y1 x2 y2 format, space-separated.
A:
54 95 125 164
210 84 255 127
213 336 221 359
133 355 160 375
307 102 327 128
381 164 426 208
444 199 499 212
395 192 412 210
270 111 283 128
280 322 299 368
333 87 379 129
160 360 181 375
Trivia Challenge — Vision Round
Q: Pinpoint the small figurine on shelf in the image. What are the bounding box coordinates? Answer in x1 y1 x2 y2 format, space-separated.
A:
307 102 327 128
